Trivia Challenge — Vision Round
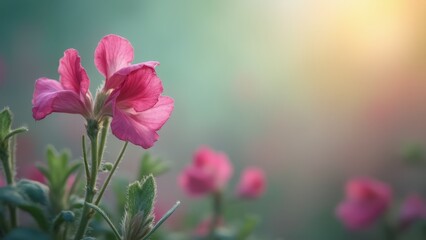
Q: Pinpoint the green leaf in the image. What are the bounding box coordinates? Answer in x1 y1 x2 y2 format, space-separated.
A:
4 228 51 240
4 127 28 142
0 108 12 140
0 186 50 231
16 179 49 206
127 175 156 217
122 175 157 240
138 153 170 178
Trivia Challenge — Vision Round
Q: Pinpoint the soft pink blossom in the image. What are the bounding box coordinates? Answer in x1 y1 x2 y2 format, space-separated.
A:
336 177 392 230
179 146 233 196
32 49 92 120
32 34 173 148
399 194 426 229
236 167 266 199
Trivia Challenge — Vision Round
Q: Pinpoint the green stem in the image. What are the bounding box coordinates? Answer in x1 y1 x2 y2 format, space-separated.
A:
94 141 128 206
86 202 122 240
143 201 181 240
0 139 17 228
208 191 222 239
74 122 100 240
82 136 90 182
97 118 110 169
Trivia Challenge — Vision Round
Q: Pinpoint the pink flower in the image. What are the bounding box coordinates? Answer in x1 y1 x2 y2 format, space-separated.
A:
399 194 426 229
179 146 233 196
32 34 173 148
32 49 93 120
27 167 47 184
236 167 266 199
336 177 392 230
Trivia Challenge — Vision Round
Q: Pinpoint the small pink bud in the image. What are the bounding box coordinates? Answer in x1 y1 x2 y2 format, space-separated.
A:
179 146 233 196
399 194 426 229
336 177 392 230
236 167 266 199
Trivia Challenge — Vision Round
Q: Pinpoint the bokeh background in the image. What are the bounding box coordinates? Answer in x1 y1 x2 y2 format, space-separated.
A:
2 0 426 239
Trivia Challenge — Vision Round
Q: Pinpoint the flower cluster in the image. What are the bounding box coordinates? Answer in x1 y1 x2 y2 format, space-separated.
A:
179 146 266 199
336 177 426 234
179 146 266 238
32 34 174 148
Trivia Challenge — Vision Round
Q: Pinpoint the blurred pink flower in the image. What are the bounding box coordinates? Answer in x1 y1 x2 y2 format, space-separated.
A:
179 146 233 196
399 194 426 229
336 177 392 230
0 177 4 187
236 167 266 199
32 34 173 148
27 167 46 184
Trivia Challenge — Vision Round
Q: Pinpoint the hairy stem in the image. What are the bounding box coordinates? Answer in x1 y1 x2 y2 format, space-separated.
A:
74 121 100 240
94 141 128 206
97 118 110 169
0 139 17 228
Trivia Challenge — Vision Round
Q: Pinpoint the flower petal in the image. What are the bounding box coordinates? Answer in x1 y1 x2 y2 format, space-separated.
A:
104 61 159 90
58 49 90 95
111 109 158 149
114 65 164 112
32 78 89 120
110 96 174 148
94 34 134 80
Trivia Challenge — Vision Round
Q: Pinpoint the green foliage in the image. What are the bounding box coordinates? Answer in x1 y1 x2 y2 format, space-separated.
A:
401 143 424 164
0 108 12 140
36 146 82 214
4 228 51 240
122 175 157 240
0 108 27 144
236 215 259 240
0 108 27 174
138 152 170 178
0 181 50 231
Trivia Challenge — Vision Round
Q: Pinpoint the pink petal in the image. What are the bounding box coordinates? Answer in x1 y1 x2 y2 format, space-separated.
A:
132 96 174 130
94 34 134 80
113 65 164 112
105 61 159 91
32 78 90 120
58 49 90 95
110 96 174 148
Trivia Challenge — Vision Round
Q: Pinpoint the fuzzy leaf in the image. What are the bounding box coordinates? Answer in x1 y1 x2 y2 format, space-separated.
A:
0 186 50 231
127 175 156 217
16 179 50 206
123 175 157 240
0 108 12 140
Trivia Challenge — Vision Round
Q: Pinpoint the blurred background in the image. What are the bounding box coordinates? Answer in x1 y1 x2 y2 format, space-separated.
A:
1 0 426 239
